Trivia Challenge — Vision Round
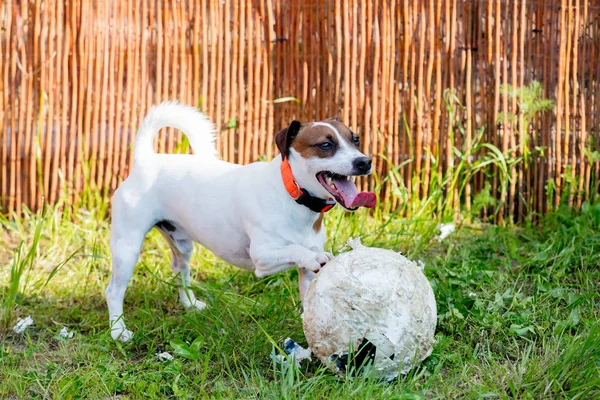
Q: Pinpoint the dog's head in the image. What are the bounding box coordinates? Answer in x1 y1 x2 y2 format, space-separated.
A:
275 118 376 211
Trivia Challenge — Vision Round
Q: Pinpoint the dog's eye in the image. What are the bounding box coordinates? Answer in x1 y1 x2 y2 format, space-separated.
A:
319 142 333 151
352 135 360 146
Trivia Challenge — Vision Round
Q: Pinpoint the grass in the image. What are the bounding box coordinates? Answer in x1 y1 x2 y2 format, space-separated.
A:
1 198 599 399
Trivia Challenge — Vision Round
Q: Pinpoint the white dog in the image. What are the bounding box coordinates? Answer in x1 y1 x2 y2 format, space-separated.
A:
105 102 376 341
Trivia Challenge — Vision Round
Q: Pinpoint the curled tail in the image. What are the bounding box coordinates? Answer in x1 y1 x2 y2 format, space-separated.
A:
133 101 217 162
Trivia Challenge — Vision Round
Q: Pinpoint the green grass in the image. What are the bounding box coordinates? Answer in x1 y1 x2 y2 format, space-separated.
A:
1 201 599 399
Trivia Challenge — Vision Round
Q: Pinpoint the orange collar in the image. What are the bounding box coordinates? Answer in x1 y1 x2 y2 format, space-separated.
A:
280 157 336 213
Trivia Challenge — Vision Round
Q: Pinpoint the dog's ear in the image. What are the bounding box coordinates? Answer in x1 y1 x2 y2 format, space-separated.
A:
275 120 302 158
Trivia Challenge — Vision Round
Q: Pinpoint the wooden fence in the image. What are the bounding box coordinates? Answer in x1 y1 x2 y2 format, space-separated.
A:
1 0 600 221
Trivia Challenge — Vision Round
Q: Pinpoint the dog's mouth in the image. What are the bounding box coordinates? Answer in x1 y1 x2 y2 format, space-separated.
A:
316 172 377 211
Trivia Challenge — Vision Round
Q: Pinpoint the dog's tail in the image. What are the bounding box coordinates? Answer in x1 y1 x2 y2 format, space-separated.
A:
133 101 217 162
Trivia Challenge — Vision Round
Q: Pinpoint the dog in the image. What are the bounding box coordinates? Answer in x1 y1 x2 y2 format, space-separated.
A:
105 102 376 341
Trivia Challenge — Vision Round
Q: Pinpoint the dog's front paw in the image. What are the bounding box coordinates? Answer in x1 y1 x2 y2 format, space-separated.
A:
299 252 332 272
316 252 333 265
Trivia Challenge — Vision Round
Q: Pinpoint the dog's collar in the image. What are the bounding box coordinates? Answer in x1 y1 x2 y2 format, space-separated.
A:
280 157 336 213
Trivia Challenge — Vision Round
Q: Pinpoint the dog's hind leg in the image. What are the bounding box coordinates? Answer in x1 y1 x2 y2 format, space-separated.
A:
106 227 146 342
172 249 207 311
105 187 158 342
156 221 207 311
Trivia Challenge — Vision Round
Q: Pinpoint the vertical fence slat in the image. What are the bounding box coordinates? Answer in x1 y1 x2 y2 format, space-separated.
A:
215 0 224 155
264 0 275 160
334 0 342 104
378 0 389 190
3 1 14 213
58 1 68 202
18 1 32 212
238 0 245 164
89 1 102 191
250 2 260 163
448 0 457 214
362 0 372 193
499 0 509 221
422 0 435 201
241 0 251 165
48 0 58 205
401 0 411 197
563 0 573 207
224 0 232 163
349 0 357 129
9 3 17 213
517 0 526 220
572 0 579 205
384 0 396 209
555 0 567 208
110 1 124 189
580 0 590 203
0 1 8 212
18 2 31 213
201 0 208 115
120 0 135 185
75 0 90 206
208 0 218 152
169 0 180 152
370 2 380 194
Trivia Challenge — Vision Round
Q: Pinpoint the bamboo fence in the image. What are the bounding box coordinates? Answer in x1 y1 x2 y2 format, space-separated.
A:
1 0 599 221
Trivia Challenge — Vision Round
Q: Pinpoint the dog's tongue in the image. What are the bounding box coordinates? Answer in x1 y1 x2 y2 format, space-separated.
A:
332 176 377 208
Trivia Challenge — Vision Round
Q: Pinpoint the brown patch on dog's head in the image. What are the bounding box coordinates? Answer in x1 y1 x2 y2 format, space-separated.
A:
275 118 361 159
312 213 324 233
289 119 360 158
290 124 339 159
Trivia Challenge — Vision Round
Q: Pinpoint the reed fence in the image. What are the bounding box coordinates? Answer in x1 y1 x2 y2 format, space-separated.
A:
1 0 600 222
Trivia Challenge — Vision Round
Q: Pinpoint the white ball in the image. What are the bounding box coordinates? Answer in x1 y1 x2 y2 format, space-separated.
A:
302 239 437 379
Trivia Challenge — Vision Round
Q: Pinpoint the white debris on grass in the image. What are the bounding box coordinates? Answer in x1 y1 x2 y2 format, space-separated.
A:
13 316 34 334
436 222 456 242
59 327 74 339
271 338 312 367
157 352 174 361
415 259 426 271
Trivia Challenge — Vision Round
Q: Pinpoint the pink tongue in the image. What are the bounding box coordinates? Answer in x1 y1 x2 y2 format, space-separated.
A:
332 177 377 208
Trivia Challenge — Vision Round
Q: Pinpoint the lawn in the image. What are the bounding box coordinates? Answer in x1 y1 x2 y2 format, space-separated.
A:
1 203 599 399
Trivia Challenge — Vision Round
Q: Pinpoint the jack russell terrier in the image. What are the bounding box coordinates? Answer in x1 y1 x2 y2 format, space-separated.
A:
105 102 376 341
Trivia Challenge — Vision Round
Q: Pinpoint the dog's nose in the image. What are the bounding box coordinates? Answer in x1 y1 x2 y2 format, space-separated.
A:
353 157 372 174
